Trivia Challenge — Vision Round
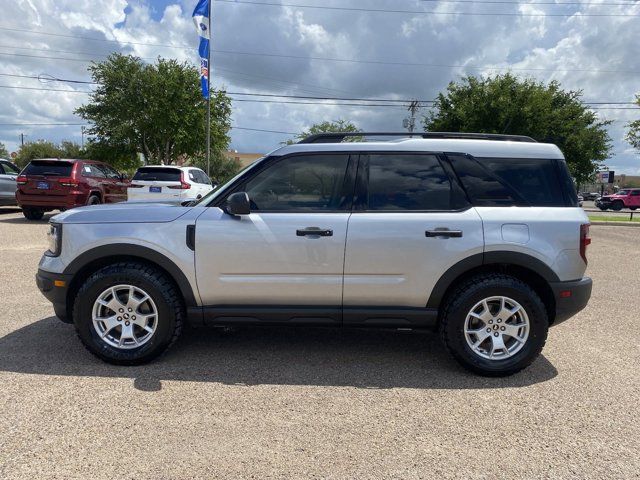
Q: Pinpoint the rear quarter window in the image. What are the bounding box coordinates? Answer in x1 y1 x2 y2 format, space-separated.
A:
133 168 181 182
23 161 73 177
448 154 573 207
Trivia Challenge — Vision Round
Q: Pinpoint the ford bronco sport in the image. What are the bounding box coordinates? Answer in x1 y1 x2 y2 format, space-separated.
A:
36 133 592 376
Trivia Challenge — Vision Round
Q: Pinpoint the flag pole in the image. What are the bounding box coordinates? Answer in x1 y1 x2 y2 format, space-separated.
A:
206 0 211 177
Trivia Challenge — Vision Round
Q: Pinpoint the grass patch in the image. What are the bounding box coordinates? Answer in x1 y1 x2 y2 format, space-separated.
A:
588 215 640 223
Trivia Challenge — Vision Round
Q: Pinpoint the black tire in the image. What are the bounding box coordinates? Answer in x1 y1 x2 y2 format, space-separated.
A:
612 201 624 211
630 207 637 211
72 262 184 365
598 206 607 211
439 273 548 377
87 194 101 206
22 207 44 220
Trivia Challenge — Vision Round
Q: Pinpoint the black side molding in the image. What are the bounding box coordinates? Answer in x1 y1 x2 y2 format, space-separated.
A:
186 224 196 251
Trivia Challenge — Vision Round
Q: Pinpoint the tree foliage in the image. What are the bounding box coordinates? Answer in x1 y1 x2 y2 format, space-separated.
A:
0 141 9 159
424 73 612 185
14 140 84 168
626 94 640 153
286 119 360 144
75 53 232 168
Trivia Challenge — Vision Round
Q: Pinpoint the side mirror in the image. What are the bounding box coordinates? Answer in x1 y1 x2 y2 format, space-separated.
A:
226 192 251 216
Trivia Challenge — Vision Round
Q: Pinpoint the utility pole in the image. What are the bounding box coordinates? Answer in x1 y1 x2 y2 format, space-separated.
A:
403 100 420 133
81 126 86 149
20 133 25 146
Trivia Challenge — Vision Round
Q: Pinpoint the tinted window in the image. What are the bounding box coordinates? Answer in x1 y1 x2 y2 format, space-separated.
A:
366 154 456 211
631 191 640 196
133 167 181 182
1 162 19 175
479 157 566 206
82 164 105 178
24 161 73 177
244 154 350 211
97 164 120 179
447 154 518 206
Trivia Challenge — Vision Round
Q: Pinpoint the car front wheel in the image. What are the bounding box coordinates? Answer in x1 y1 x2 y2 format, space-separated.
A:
612 201 624 211
73 262 184 365
439 273 548 376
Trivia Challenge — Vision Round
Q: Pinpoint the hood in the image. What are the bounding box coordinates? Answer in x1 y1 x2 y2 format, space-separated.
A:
51 202 191 224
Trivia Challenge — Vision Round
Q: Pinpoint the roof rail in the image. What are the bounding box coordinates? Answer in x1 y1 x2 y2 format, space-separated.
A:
298 132 537 144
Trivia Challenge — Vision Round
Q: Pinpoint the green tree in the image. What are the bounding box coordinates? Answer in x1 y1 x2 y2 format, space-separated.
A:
424 73 612 185
626 94 640 153
286 119 361 144
75 53 232 168
14 140 84 168
0 141 9 159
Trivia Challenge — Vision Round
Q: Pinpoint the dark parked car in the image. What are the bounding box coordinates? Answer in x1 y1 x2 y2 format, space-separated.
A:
16 159 129 220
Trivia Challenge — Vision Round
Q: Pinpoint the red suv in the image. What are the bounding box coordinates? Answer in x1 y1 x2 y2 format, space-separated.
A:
16 159 130 220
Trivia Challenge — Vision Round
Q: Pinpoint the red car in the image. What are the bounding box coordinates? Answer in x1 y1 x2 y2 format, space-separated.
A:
595 188 640 211
16 159 130 220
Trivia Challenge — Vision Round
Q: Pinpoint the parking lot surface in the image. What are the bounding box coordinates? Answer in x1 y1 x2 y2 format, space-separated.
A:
0 208 638 479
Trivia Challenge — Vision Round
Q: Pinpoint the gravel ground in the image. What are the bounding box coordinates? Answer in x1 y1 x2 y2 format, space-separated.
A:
0 208 638 479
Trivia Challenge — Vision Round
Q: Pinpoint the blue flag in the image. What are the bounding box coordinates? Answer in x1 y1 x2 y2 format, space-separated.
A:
193 0 210 99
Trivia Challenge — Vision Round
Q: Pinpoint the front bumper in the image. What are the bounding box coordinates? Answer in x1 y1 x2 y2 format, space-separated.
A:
36 269 73 323
549 277 592 325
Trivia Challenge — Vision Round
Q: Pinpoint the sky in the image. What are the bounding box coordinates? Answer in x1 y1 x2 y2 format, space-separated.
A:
0 0 639 173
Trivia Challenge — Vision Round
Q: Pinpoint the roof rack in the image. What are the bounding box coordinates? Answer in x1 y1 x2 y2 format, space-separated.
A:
298 132 537 144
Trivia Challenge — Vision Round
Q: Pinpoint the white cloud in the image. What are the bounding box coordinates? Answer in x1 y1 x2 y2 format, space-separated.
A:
0 0 638 171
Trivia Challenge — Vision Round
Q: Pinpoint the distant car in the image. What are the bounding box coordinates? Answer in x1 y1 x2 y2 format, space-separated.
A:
577 194 584 207
0 159 20 206
582 192 600 201
127 166 214 204
15 158 129 220
595 188 640 211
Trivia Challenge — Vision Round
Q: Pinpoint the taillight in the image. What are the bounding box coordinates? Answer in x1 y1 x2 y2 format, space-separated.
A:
580 223 591 264
167 172 191 190
16 175 28 185
58 177 79 187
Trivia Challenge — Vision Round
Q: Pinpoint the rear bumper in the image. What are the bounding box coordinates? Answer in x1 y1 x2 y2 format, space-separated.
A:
549 277 592 325
16 192 88 210
36 269 73 323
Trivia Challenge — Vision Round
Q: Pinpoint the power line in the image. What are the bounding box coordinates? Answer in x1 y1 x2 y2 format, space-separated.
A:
3 48 637 77
0 80 637 108
215 0 640 17
413 0 640 5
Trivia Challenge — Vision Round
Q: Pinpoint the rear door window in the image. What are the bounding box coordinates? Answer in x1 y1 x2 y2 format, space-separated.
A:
363 153 465 211
82 164 105 177
133 168 181 182
23 161 73 177
1 162 19 175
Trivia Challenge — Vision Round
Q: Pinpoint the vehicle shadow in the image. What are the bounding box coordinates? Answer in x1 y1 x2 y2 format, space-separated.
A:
0 211 52 223
0 317 558 391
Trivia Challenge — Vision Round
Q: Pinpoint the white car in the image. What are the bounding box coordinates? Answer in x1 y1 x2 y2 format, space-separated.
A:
127 166 214 203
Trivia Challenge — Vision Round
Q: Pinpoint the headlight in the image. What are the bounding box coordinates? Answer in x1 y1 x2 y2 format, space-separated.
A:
46 223 62 257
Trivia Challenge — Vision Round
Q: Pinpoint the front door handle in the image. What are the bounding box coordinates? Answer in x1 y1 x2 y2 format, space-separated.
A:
425 229 463 238
296 227 333 237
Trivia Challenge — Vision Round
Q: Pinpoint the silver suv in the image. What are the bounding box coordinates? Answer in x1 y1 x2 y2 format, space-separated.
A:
36 133 592 376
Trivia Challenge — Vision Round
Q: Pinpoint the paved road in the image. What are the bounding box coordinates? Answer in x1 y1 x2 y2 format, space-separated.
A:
0 209 638 479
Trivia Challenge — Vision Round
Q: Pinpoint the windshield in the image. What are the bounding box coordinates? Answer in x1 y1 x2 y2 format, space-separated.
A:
617 190 629 195
192 158 266 206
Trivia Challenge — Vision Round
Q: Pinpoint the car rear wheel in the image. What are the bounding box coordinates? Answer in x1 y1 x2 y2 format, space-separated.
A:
87 194 101 206
22 207 44 220
439 273 548 377
598 206 608 211
630 207 637 211
73 262 184 365
612 201 624 211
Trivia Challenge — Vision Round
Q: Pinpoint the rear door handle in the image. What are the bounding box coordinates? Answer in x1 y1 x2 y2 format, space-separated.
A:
425 229 463 238
296 227 333 237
